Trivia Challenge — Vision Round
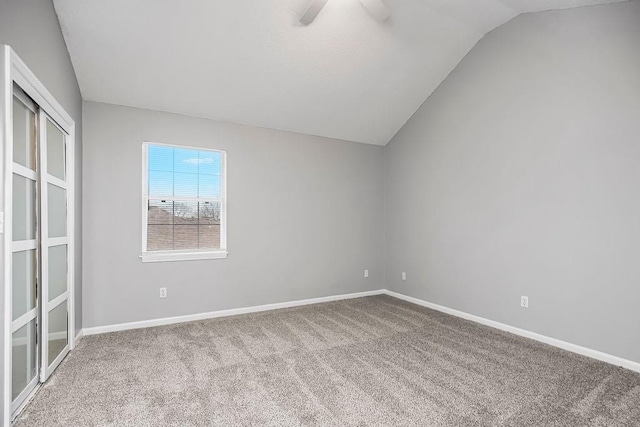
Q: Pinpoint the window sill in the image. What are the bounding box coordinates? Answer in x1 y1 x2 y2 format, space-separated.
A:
140 250 228 263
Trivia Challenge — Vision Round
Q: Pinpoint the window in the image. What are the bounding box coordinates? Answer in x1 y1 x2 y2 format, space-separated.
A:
141 142 227 262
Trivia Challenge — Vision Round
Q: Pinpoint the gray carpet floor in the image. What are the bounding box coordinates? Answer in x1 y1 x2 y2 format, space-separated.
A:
15 295 640 426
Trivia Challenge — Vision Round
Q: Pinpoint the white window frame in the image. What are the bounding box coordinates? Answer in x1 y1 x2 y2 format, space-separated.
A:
140 142 227 262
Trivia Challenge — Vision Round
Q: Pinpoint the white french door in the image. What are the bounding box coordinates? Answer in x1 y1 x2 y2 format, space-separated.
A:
39 111 71 381
3 45 76 425
9 88 72 416
39 111 70 382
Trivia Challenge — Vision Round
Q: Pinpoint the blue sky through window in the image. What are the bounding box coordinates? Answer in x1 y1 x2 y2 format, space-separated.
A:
148 145 222 198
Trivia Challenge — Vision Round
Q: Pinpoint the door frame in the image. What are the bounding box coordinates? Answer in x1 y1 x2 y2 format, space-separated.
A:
1 45 76 425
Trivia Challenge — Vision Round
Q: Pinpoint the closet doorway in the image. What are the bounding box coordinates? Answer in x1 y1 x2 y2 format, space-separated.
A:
2 46 76 423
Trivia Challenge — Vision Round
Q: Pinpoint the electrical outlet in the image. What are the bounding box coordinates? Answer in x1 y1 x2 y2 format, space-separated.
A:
521 296 528 308
160 287 167 298
402 272 407 281
364 269 369 278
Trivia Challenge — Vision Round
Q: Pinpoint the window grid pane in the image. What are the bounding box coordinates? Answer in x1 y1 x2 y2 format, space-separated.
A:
145 144 223 252
147 148 222 199
147 225 173 251
147 200 222 250
148 200 174 225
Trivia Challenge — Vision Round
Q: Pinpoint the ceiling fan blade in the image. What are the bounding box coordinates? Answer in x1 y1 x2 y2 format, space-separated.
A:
300 0 329 25
359 0 390 22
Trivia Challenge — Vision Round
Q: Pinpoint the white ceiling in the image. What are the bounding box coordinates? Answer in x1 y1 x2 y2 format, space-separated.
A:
53 0 626 145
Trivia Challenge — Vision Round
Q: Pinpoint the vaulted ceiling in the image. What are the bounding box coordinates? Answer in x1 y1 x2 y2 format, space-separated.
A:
53 0 625 145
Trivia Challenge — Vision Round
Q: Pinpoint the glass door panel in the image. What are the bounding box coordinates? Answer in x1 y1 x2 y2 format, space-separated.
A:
11 320 38 401
12 175 37 240
47 183 67 238
12 94 37 169
48 245 67 302
11 250 37 321
47 302 68 364
46 120 66 180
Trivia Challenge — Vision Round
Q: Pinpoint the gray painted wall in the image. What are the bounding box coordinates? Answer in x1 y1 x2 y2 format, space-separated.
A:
385 2 640 364
0 0 83 419
82 102 384 328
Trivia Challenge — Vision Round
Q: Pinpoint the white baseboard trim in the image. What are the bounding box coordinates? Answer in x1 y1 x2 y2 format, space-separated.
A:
385 290 640 374
79 287 640 373
83 289 386 336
